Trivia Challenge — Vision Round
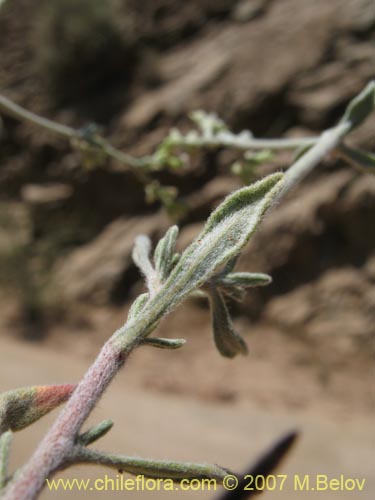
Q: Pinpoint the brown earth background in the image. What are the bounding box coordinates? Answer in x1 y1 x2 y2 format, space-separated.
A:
0 0 374 499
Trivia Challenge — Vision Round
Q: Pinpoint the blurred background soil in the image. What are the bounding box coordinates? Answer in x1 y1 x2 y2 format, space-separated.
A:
0 0 374 498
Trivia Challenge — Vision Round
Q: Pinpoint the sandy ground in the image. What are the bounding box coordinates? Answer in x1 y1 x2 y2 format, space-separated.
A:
21 301 374 419
1 333 374 500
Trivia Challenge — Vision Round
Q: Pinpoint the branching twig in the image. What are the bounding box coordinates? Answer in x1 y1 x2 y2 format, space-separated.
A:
1 86 373 217
0 94 318 159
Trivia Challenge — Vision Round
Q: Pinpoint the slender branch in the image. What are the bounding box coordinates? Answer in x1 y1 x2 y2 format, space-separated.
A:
0 92 319 199
0 93 318 158
1 83 373 185
167 131 318 151
0 95 76 139
77 420 114 446
0 93 354 208
279 122 351 197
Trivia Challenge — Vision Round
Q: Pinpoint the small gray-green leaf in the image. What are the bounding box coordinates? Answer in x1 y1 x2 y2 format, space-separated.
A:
219 255 240 276
341 80 375 131
209 288 248 358
78 420 113 446
0 431 12 490
222 272 272 288
153 225 179 280
217 273 271 302
127 293 149 323
141 337 186 349
293 143 313 162
216 284 246 302
159 173 283 312
74 447 230 482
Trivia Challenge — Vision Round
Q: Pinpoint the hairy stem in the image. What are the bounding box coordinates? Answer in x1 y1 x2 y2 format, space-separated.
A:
279 121 351 197
169 133 318 151
3 339 123 500
0 93 318 165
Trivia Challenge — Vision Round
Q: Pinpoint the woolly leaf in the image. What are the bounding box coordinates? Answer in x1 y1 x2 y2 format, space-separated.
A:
160 173 283 310
141 337 186 350
127 293 149 322
153 225 179 281
73 447 230 482
341 80 375 131
132 236 159 295
209 288 248 358
132 235 154 279
78 420 113 446
221 272 272 288
217 272 271 302
0 384 75 433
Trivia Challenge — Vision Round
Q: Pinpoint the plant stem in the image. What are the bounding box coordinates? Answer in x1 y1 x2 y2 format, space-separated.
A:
0 94 76 139
0 93 318 168
0 94 150 171
279 121 351 197
169 134 318 151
